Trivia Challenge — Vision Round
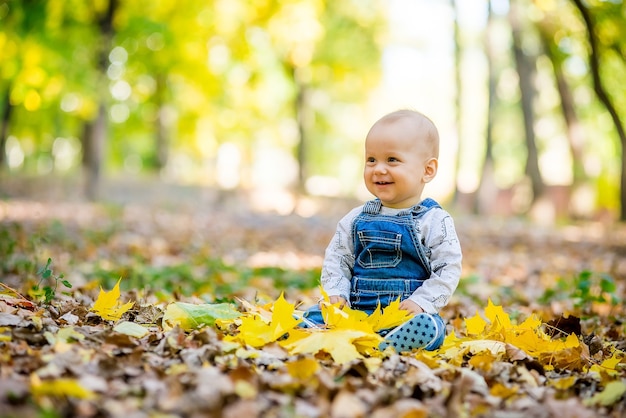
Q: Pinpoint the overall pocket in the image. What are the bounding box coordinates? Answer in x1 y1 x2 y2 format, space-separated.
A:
356 230 402 269
350 277 423 312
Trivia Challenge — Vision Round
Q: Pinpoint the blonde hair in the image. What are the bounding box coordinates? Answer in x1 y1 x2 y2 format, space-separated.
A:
376 109 440 158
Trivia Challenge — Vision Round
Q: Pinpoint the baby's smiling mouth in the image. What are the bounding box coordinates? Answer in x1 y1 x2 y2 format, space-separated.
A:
375 181 393 185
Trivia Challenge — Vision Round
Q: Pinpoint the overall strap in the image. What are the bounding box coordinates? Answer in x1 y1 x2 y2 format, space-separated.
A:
420 198 440 209
410 198 441 216
362 198 440 215
362 199 382 214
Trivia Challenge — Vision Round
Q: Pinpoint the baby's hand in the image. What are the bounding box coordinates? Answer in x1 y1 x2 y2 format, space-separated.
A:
399 299 424 315
323 295 347 309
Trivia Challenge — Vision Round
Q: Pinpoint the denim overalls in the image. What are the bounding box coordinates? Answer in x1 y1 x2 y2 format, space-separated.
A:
304 198 447 349
350 198 438 312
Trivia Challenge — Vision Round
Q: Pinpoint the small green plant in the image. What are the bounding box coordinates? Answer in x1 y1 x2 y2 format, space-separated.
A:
539 270 621 311
33 258 72 304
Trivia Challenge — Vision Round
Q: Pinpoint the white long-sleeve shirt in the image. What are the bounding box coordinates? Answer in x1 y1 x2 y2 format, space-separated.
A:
320 203 462 314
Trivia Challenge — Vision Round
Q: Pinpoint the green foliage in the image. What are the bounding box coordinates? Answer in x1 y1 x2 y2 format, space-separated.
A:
32 258 72 304
0 0 384 194
0 222 38 277
93 257 319 302
539 270 621 311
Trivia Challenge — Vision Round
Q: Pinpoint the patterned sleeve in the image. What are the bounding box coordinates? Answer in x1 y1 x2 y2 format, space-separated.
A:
319 206 362 304
407 208 463 313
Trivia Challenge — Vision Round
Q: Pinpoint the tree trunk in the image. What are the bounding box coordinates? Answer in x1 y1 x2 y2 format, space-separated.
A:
82 0 117 200
537 21 586 186
154 73 168 171
82 105 107 200
509 0 544 202
475 0 498 215
450 0 464 207
292 65 311 195
571 0 626 220
0 86 12 169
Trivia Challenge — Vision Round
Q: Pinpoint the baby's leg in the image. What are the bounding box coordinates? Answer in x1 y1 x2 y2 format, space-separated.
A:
379 313 446 352
299 305 326 328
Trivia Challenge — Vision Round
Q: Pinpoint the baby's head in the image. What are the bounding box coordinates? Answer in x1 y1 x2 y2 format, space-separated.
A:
370 109 439 160
364 109 440 208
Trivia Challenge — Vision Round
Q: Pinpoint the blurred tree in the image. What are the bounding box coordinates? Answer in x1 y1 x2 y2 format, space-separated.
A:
3 0 626 220
263 0 384 193
450 0 463 206
112 0 216 173
0 0 48 169
570 0 626 220
536 8 587 188
475 0 498 214
509 0 545 204
81 0 117 200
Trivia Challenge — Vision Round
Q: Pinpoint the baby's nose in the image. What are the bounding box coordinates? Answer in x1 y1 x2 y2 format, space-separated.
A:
374 163 388 174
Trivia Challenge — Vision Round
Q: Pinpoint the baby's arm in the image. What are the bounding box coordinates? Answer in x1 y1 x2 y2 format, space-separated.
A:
319 207 361 305
407 209 462 313
399 299 424 314
327 295 348 308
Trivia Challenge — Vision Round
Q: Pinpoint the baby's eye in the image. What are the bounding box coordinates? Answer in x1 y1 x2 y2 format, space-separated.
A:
366 157 376 163
388 157 400 162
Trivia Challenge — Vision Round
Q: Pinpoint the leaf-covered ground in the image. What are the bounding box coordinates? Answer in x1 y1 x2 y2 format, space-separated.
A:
1 194 625 418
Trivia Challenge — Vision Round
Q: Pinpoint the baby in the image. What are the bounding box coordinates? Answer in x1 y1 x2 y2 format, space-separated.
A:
304 109 462 351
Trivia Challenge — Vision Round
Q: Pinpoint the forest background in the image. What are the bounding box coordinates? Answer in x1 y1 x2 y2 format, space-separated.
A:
0 0 625 222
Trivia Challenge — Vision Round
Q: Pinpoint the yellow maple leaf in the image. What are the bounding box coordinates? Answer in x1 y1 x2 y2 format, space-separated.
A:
589 350 623 379
538 334 586 371
414 350 446 369
322 303 371 332
30 374 96 400
234 292 300 348
91 278 134 321
365 297 414 331
506 328 550 356
484 298 512 331
281 328 381 364
286 357 320 380
438 302 592 373
313 287 365 328
584 380 626 407
549 375 577 390
469 352 497 371
490 382 519 399
517 313 542 330
465 311 487 336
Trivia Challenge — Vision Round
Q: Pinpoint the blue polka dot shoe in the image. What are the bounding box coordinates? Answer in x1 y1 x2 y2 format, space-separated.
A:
379 313 439 352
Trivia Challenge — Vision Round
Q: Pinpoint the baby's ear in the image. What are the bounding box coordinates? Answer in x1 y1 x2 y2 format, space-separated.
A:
423 158 438 182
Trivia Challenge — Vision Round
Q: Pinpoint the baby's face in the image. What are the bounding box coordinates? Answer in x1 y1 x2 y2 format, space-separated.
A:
364 117 436 208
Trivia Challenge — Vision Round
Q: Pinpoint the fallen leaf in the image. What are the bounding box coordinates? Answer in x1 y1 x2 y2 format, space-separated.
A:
489 382 519 399
281 328 381 364
30 374 96 400
546 314 582 338
461 339 507 356
484 298 512 331
91 278 134 321
233 293 301 347
365 297 414 331
114 321 150 338
589 350 623 379
549 375 577 390
162 301 240 331
286 357 319 380
583 380 626 407
465 312 487 336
